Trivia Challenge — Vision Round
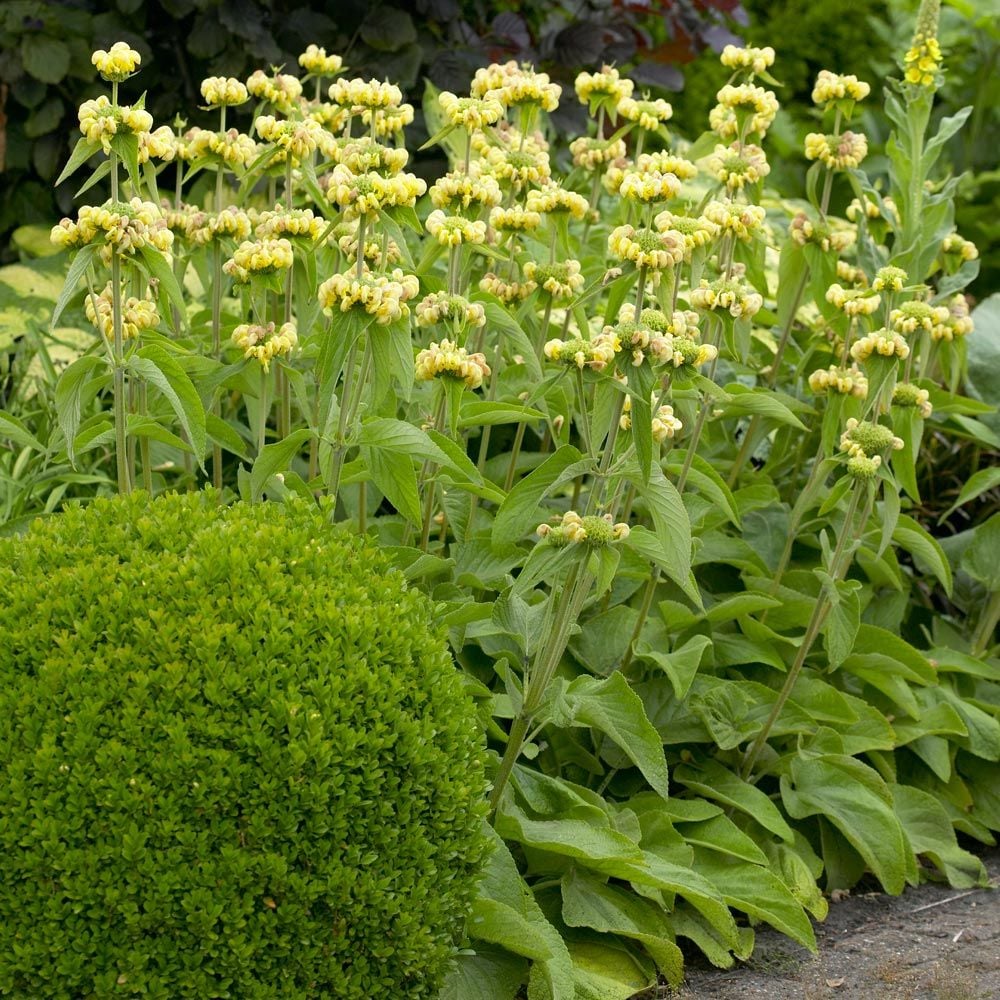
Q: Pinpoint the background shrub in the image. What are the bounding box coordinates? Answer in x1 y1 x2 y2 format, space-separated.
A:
0 491 489 999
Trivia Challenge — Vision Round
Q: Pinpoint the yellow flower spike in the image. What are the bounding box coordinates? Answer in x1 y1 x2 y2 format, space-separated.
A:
850 329 910 362
318 268 418 324
78 96 153 152
804 131 868 170
328 77 403 111
523 261 585 300
86 282 159 340
706 142 770 191
893 382 933 418
608 225 685 270
709 84 778 139
489 206 542 233
569 137 628 171
425 210 487 247
690 277 763 319
524 185 589 219
618 169 681 204
808 365 869 398
246 70 303 113
825 283 880 317
430 171 503 212
479 272 537 303
415 292 486 329
91 41 141 83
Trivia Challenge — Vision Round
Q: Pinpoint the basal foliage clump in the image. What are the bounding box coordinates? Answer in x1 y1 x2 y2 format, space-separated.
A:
0 491 489 999
1 0 998 995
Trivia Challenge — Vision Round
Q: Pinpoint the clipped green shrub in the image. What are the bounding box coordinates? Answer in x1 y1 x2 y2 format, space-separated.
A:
0 491 489 999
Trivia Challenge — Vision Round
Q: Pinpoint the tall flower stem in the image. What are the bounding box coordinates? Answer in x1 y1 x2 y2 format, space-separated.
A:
741 481 873 778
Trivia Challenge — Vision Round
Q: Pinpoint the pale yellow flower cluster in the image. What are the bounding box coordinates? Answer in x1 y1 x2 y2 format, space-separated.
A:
78 96 152 152
246 70 303 113
836 261 868 287
415 339 491 389
332 136 409 175
569 137 627 171
480 144 551 187
318 268 418 324
608 225 685 270
617 97 673 132
846 195 896 223
183 128 258 169
706 142 770 190
620 395 683 442
490 206 542 232
941 234 979 262
720 45 776 75
636 151 698 180
490 65 561 111
811 71 871 106
826 283 880 317
893 382 933 418
808 365 868 398
430 171 503 211
619 169 681 204
525 185 589 219
201 77 249 108
788 213 854 253
690 277 763 318
137 126 179 164
703 200 766 242
360 104 415 137
610 320 676 367
329 166 426 220
872 266 907 292
850 329 910 361
51 199 173 256
335 226 401 268
425 210 488 247
847 454 882 480
438 91 504 130
655 211 721 255
575 66 634 105
617 304 701 339
524 260 584 299
709 84 779 138
299 45 343 76
889 300 943 335
805 131 868 170
254 208 324 242
415 292 486 329
543 333 618 371
537 511 629 546
189 206 253 245
840 417 904 459
479 272 537 303
329 77 404 111
667 338 719 369
932 294 974 341
91 42 141 83
223 238 293 283
256 115 333 161
85 283 160 341
232 321 298 371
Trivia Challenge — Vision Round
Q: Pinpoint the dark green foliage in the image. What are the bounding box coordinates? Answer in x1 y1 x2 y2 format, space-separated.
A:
0 491 489 999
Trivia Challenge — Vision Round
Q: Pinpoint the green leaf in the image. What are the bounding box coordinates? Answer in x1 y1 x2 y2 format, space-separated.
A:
52 245 100 327
438 948 525 1000
561 868 682 986
892 514 953 596
552 673 669 800
674 759 794 843
460 400 546 427
132 344 207 459
55 355 105 463
892 784 988 889
780 754 912 894
635 463 695 603
817 573 861 668
21 35 70 84
693 852 816 951
775 236 808 331
363 444 421 524
249 427 312 501
634 633 710 700
138 246 186 328
962 513 1000 592
480 300 543 381
493 445 586 546
0 410 45 452
56 137 101 187
568 941 657 1000
939 467 1000 522
719 384 808 429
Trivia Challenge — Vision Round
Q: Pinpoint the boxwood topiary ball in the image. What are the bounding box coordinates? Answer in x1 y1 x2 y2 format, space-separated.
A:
0 491 489 999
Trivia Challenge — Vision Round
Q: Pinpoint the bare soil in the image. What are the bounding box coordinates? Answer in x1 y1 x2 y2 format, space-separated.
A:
664 848 1000 1000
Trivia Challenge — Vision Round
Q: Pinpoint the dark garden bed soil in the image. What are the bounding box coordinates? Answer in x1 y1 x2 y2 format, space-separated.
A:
656 848 1000 1000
